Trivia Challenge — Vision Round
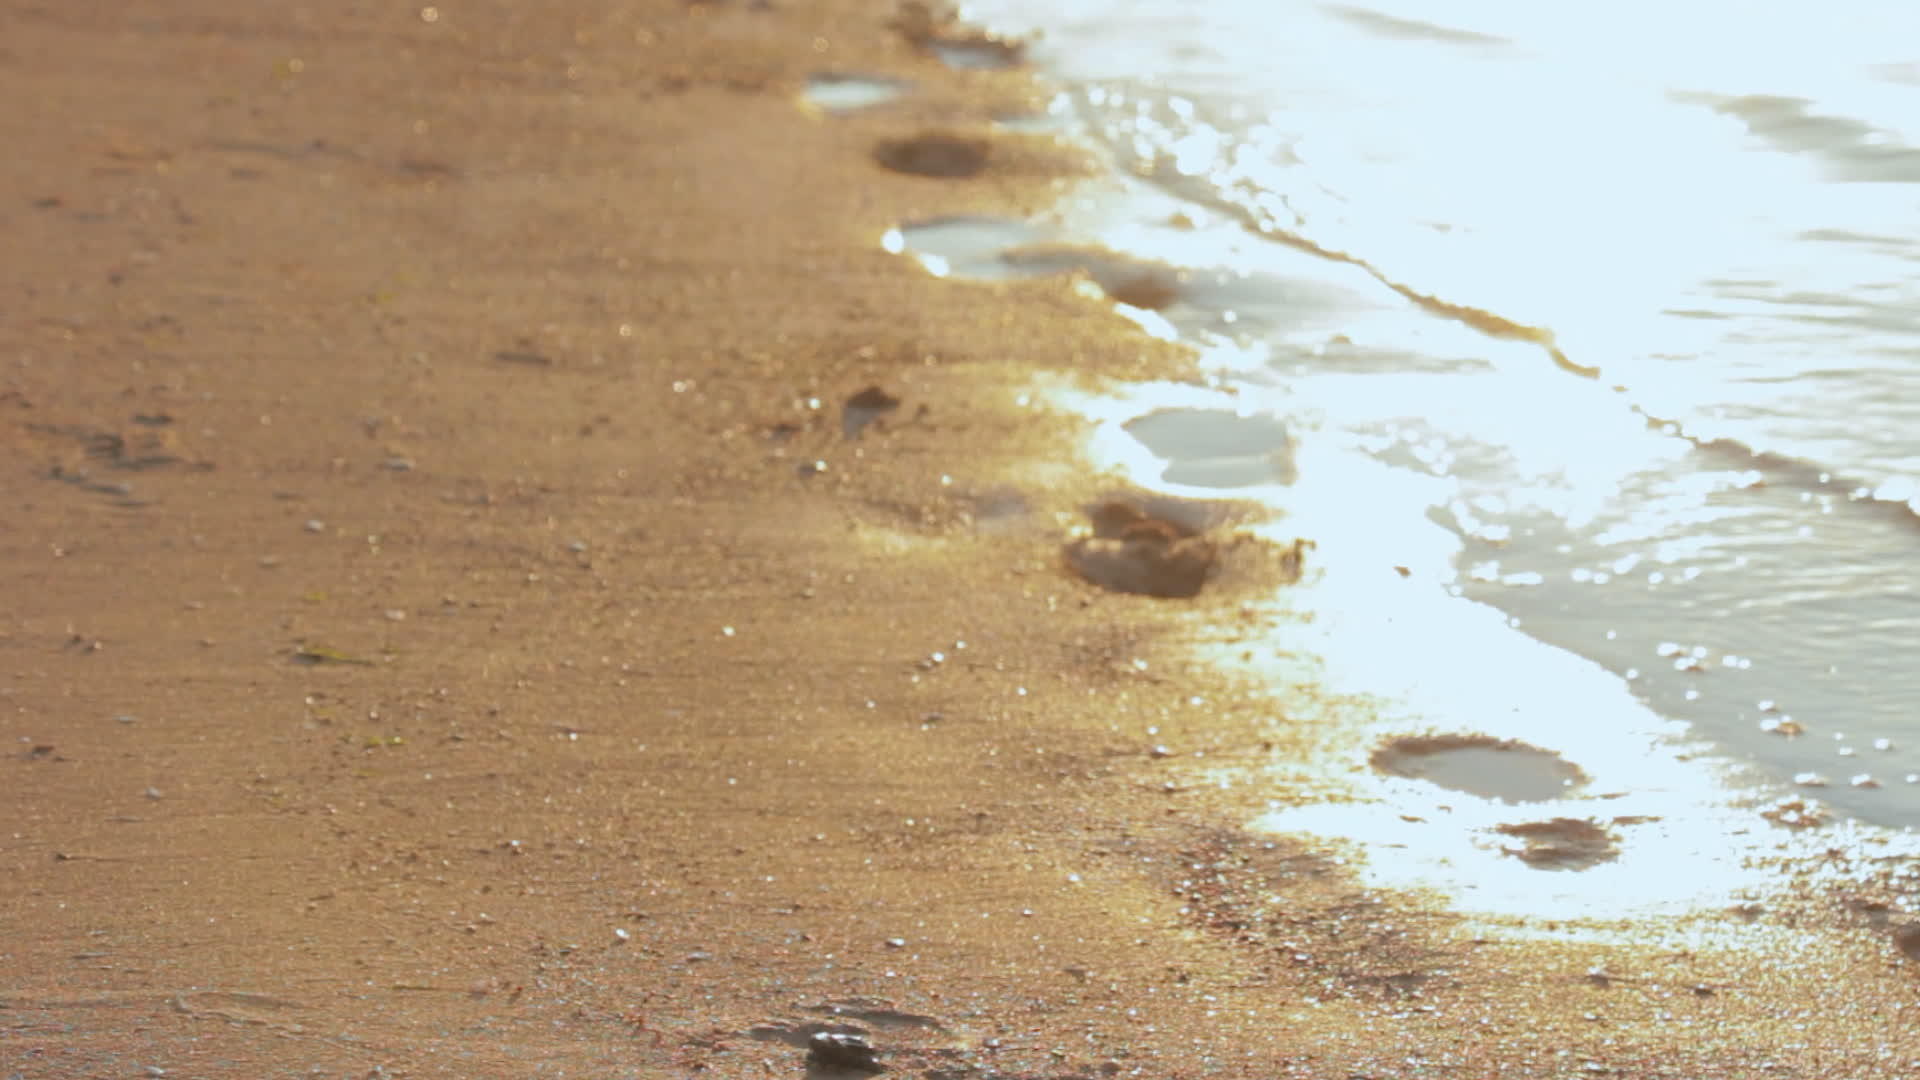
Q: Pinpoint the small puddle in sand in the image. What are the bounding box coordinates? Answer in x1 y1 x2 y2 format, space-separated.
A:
1372 734 1587 804
885 216 1050 278
993 112 1068 135
891 219 1186 307
1003 247 1184 310
1123 408 1298 489
930 38 1024 70
802 73 911 113
884 213 1356 345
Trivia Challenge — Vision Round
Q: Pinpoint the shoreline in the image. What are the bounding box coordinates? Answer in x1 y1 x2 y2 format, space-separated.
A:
5 2 1920 1076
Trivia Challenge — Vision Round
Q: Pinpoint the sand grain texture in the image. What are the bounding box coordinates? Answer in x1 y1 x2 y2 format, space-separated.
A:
5 2 1920 1078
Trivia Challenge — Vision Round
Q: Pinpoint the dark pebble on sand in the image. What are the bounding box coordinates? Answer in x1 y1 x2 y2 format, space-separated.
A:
808 1030 884 1072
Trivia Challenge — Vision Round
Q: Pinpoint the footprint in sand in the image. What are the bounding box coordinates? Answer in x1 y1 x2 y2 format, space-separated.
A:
1063 498 1221 599
873 132 991 178
1493 817 1621 870
1371 733 1588 805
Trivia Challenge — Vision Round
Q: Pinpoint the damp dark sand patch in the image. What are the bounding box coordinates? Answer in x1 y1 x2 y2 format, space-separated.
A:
801 73 911 113
874 133 990 178
873 132 1091 182
1372 734 1587 803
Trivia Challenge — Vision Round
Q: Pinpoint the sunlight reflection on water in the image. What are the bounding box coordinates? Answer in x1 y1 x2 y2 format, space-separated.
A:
948 0 1920 833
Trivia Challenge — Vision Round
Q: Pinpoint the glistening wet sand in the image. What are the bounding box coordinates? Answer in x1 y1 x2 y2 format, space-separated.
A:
5 2 1920 1077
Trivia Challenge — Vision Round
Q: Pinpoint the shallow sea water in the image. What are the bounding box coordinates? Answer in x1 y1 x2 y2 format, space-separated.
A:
954 0 1920 829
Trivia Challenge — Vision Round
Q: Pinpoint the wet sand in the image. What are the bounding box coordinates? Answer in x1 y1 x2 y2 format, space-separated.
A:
4 2 1920 1076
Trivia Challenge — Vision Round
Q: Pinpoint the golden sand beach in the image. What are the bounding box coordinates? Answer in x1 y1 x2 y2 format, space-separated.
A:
5 2 1920 1076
